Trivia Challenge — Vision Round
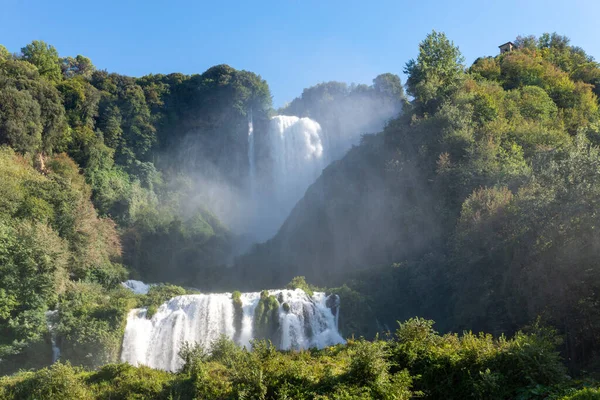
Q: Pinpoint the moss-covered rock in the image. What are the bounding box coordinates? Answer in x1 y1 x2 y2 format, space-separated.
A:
253 290 280 343
232 291 243 342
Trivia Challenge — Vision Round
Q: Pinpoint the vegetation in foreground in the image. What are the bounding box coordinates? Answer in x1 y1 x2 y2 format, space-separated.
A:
2 318 599 400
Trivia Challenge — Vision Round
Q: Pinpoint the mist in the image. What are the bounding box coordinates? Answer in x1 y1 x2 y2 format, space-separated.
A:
163 76 405 250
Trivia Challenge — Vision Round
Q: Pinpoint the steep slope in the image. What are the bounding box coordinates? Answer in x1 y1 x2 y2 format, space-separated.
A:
236 131 441 288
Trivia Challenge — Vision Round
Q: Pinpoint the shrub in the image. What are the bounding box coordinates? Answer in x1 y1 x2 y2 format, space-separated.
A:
1 362 93 400
286 276 314 297
561 388 600 400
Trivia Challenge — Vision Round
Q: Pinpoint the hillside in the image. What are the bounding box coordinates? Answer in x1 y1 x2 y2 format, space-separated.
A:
238 32 600 371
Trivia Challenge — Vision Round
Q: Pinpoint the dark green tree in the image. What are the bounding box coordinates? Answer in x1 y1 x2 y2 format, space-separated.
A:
60 55 95 79
404 30 465 112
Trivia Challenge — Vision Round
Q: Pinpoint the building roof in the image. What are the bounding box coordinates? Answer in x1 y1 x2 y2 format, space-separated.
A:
498 41 516 48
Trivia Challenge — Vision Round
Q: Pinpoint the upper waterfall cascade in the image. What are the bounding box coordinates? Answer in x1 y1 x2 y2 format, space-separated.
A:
267 115 325 207
248 115 326 241
247 110 256 198
121 283 344 371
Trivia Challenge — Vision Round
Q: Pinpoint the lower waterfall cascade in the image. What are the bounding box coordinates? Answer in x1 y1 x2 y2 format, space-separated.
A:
120 282 344 371
45 310 60 363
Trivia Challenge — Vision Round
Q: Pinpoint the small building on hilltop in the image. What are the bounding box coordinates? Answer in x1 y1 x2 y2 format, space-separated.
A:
499 42 516 54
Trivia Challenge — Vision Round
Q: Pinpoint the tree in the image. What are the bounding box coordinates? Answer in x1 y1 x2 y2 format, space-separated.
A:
404 31 465 112
0 87 43 153
57 77 100 128
0 45 9 60
61 55 95 79
0 219 68 365
0 58 69 154
373 73 405 100
20 41 62 82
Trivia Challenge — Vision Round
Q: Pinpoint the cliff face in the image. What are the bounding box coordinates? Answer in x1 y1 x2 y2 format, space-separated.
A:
236 132 441 288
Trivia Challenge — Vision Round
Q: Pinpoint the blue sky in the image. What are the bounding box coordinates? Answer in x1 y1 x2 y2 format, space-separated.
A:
1 0 599 107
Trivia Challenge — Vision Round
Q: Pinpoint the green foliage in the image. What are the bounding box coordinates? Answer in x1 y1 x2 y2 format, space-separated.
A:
390 318 567 399
0 56 68 153
253 291 280 342
57 76 100 129
405 30 465 112
285 276 314 296
0 45 9 60
0 86 43 153
232 291 244 342
0 323 581 400
0 147 125 372
561 388 600 400
0 40 260 299
373 72 406 100
57 282 135 369
60 55 95 79
20 40 62 82
346 339 412 399
0 219 68 369
279 76 404 165
232 290 242 307
0 362 93 400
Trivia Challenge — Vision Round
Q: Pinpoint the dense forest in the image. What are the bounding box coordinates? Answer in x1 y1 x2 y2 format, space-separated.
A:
1 31 600 399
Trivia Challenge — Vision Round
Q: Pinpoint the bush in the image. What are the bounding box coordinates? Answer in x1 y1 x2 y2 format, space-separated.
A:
1 362 93 400
390 318 567 399
56 282 135 368
561 388 600 400
286 276 314 297
86 363 173 399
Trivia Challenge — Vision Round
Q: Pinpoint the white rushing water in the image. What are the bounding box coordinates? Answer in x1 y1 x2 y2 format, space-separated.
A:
45 310 60 363
247 110 256 198
121 287 343 371
268 116 324 213
247 115 326 241
122 280 152 295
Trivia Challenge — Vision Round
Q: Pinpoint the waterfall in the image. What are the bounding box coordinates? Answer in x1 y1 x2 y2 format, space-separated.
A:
45 310 60 363
268 116 324 209
238 292 261 349
122 280 152 294
121 294 235 371
248 110 256 197
121 287 344 371
277 290 342 350
248 115 325 241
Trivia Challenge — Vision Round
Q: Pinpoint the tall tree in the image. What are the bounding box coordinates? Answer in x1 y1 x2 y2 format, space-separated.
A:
404 31 465 112
373 73 405 100
0 45 9 60
20 41 62 82
61 55 95 78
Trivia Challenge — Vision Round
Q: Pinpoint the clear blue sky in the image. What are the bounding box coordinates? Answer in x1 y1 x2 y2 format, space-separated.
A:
1 0 599 107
